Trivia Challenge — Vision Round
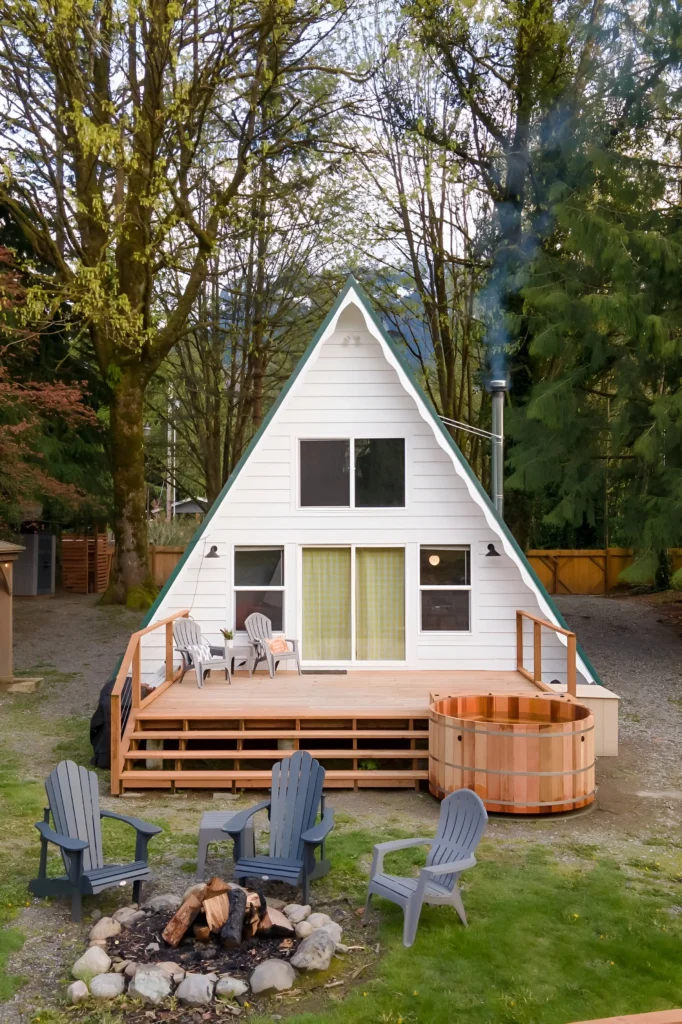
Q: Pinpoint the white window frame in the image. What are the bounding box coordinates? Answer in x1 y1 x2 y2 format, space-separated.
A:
298 543 407 665
234 546 285 632
418 545 472 634
297 437 406 511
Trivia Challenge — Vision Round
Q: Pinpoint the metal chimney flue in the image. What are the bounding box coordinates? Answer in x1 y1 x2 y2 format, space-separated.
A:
489 379 507 519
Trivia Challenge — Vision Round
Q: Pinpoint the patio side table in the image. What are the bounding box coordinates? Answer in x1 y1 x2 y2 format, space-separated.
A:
224 643 256 676
196 811 255 880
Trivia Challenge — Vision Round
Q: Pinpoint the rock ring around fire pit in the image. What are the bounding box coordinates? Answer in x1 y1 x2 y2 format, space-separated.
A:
67 878 349 1007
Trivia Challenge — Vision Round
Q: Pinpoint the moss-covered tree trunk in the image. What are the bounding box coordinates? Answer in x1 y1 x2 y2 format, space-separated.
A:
105 366 155 607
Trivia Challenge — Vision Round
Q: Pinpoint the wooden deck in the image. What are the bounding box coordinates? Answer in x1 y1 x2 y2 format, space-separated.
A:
142 668 541 719
110 609 580 795
117 667 546 793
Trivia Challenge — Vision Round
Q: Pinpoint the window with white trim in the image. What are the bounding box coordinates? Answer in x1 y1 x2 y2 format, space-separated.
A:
234 547 284 630
419 546 470 631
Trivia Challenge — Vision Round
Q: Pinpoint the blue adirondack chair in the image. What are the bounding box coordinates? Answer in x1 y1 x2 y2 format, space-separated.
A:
29 761 162 921
364 788 487 946
222 750 334 903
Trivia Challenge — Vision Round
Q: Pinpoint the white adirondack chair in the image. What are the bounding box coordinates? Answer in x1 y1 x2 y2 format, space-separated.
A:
173 617 231 687
244 613 301 677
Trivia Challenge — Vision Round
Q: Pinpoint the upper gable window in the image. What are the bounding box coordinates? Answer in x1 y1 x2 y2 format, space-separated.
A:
299 439 405 508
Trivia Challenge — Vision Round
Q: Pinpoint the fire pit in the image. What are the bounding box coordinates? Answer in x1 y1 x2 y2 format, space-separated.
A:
118 877 299 976
68 881 351 1007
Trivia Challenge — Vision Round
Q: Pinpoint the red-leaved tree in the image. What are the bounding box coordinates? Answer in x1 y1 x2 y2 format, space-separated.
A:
0 247 97 533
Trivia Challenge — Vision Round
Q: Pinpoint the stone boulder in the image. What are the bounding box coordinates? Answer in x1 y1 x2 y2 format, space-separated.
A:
291 928 336 972
128 964 173 1005
146 893 183 914
295 920 314 939
66 980 89 1004
72 945 112 982
216 976 249 1000
250 959 296 994
158 961 186 985
176 973 216 1006
90 973 126 999
89 916 122 942
283 903 311 924
113 906 146 928
306 912 332 930
318 921 343 944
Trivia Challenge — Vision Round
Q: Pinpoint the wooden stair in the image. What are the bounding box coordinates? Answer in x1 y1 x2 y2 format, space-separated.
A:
120 713 430 792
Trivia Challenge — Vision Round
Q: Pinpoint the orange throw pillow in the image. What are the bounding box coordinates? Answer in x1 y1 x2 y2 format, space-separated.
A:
268 636 288 654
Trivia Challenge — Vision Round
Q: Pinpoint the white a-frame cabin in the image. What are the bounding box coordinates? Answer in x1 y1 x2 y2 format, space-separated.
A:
112 278 618 796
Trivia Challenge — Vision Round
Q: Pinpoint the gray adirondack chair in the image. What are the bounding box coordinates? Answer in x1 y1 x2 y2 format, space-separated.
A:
29 761 162 922
222 750 333 902
173 617 231 686
244 612 301 677
364 788 487 947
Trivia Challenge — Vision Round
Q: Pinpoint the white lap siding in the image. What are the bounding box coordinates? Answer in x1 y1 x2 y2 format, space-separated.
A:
141 301 587 684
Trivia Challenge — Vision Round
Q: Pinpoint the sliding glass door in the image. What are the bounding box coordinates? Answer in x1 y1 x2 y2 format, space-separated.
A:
302 547 405 662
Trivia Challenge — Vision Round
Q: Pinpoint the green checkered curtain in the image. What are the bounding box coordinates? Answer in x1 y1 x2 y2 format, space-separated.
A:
356 548 405 661
302 548 352 660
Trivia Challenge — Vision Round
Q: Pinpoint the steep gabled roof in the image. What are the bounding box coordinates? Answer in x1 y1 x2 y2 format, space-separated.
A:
140 275 601 685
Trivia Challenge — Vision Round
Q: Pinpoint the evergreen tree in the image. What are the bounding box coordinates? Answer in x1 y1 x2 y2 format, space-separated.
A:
507 3 682 575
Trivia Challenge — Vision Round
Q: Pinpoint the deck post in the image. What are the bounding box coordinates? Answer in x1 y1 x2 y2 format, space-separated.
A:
516 611 523 672
110 692 121 795
533 621 542 683
132 643 141 709
567 632 577 698
165 621 173 683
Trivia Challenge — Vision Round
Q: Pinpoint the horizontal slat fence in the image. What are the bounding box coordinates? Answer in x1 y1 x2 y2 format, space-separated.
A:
527 548 682 595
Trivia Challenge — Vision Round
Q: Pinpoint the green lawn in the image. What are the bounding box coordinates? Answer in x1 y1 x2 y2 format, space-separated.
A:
2 688 682 1023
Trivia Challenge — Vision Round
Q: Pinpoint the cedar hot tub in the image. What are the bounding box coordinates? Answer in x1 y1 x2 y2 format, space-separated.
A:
429 694 595 814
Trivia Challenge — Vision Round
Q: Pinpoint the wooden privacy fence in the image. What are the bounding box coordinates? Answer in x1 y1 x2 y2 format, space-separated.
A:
149 546 185 587
105 545 185 588
62 528 109 594
526 548 682 595
110 609 190 795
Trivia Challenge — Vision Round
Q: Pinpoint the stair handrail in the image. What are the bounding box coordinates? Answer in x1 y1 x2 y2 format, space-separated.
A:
110 609 190 794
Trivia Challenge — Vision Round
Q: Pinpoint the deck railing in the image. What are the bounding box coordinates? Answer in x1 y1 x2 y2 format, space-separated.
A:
110 609 190 794
516 610 577 698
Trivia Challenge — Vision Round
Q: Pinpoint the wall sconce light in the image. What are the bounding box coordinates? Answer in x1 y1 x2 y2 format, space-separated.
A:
205 545 219 558
428 554 441 567
486 543 501 557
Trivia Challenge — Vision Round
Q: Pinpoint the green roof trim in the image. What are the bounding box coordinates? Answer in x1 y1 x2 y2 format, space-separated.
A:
139 274 602 687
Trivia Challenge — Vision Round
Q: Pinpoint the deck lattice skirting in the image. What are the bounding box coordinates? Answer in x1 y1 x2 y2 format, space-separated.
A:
109 610 589 795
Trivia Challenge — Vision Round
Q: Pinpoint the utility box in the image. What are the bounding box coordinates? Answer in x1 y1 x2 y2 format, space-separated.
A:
14 533 56 597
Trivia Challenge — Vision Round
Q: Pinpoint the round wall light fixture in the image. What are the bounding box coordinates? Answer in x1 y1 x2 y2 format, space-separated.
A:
428 554 441 566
